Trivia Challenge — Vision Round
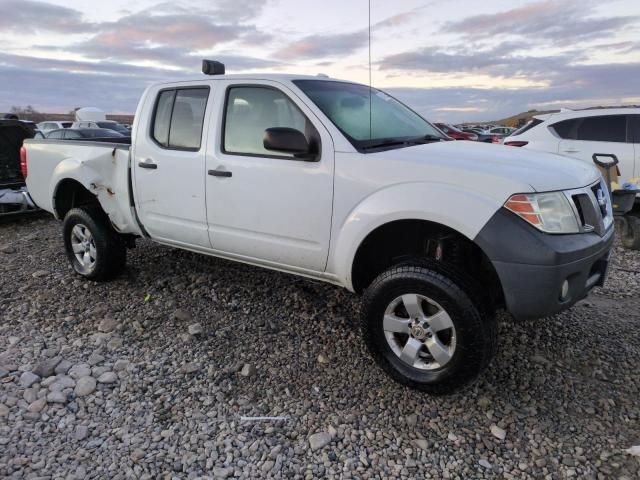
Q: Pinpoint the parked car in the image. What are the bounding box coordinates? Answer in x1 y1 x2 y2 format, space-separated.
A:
434 123 478 141
71 120 130 135
485 127 514 136
0 119 37 214
37 121 73 133
481 126 514 143
46 128 126 140
461 128 494 143
503 109 640 185
24 65 613 394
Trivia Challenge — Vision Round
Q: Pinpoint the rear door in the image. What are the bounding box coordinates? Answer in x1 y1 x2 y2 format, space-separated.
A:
204 80 334 272
556 115 634 183
133 83 213 248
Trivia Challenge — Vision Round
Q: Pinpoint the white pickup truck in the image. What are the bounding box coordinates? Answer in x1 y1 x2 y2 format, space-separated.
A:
24 63 614 393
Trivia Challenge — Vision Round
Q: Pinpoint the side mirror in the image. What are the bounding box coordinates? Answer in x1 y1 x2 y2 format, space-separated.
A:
263 127 315 160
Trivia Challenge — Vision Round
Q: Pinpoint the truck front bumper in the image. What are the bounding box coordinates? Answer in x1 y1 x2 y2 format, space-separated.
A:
475 209 614 321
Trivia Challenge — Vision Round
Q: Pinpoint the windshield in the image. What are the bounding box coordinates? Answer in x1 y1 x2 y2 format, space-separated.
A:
294 80 444 149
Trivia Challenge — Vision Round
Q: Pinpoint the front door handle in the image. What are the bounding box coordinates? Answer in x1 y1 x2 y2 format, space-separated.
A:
208 169 232 178
563 149 580 154
138 160 157 169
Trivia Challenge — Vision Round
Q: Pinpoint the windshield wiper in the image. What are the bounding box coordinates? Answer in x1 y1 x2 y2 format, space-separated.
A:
360 134 445 151
361 139 409 150
409 134 445 143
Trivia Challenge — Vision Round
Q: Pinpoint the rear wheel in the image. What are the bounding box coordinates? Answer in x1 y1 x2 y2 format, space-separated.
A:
361 261 497 394
63 206 126 280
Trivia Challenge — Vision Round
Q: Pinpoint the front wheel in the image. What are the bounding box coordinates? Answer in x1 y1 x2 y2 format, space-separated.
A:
361 262 497 394
63 206 126 281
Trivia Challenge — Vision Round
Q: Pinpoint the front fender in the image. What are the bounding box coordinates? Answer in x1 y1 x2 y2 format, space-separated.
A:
327 182 502 290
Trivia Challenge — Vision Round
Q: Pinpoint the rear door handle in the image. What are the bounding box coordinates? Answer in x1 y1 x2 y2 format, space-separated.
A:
208 169 232 178
138 160 157 169
563 149 580 154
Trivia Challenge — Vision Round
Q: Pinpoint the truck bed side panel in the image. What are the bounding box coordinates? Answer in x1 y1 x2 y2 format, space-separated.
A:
25 140 142 236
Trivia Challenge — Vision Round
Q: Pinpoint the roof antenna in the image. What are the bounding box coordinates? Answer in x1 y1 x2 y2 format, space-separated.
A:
368 0 372 139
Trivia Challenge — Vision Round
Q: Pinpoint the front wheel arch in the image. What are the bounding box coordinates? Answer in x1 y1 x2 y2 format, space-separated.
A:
349 219 504 312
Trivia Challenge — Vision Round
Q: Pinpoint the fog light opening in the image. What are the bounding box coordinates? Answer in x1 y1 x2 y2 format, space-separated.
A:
560 280 570 301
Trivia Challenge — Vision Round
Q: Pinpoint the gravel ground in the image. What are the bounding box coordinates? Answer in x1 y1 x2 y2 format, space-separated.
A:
1 213 639 479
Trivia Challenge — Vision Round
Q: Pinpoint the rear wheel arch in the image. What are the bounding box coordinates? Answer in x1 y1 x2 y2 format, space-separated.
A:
53 178 100 219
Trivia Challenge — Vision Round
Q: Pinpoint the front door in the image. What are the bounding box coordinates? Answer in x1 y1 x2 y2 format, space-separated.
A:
205 81 334 272
133 84 212 248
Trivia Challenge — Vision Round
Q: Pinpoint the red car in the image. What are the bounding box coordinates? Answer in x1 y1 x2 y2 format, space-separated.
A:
434 123 478 141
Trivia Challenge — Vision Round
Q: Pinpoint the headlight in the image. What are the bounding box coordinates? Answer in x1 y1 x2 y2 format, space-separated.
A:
504 192 580 234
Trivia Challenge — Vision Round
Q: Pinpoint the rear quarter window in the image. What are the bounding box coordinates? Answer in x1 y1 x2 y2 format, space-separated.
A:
550 118 579 139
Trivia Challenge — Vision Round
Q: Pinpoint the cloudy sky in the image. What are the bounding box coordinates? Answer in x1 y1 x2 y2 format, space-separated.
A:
1 0 639 122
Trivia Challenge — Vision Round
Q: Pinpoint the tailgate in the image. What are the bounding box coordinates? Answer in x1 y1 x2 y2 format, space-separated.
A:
0 120 34 187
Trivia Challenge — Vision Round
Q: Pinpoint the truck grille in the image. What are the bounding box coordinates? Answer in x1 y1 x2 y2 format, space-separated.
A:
567 180 613 236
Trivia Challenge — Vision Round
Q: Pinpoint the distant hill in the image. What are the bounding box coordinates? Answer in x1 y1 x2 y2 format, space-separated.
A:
493 109 559 128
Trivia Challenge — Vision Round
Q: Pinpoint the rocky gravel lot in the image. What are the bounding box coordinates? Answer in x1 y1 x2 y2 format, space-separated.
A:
1 214 639 479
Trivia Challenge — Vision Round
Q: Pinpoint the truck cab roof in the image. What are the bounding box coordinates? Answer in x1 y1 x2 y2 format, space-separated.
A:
148 73 346 89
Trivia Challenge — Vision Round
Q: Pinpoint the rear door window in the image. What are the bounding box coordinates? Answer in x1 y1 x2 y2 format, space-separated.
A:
168 89 208 150
577 115 626 143
151 88 208 150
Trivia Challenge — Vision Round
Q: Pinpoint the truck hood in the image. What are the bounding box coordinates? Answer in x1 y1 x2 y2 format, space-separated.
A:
372 140 599 194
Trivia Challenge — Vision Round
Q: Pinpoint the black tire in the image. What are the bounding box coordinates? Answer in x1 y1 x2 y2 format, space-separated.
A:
62 206 126 281
361 261 497 394
620 215 640 250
